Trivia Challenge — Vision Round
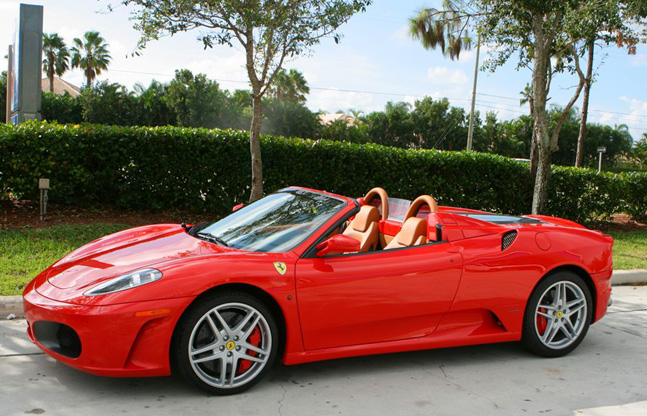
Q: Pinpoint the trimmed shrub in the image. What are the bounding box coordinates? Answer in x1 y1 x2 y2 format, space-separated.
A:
0 121 644 223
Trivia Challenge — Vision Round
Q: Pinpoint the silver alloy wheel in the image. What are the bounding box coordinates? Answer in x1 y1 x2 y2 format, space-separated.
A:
534 281 588 350
188 302 272 389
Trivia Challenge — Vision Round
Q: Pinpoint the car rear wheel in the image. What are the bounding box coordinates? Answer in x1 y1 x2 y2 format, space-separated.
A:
521 272 592 357
174 292 278 395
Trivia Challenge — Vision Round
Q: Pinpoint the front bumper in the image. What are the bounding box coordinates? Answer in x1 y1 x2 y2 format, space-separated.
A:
23 286 194 377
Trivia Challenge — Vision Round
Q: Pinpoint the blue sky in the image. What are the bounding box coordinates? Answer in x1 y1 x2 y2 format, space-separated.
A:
1 0 646 141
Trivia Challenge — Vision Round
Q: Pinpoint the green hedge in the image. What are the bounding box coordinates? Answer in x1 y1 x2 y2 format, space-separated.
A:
1 121 645 223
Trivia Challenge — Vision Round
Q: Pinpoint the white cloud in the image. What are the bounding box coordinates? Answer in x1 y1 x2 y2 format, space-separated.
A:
588 97 647 141
427 66 469 86
618 97 647 140
391 24 411 44
307 88 381 114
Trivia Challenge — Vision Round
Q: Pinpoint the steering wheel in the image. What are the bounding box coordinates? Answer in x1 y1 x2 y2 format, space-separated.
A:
363 187 389 221
403 195 439 221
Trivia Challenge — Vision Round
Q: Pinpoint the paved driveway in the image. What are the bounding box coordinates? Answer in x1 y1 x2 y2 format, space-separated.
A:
1 286 646 416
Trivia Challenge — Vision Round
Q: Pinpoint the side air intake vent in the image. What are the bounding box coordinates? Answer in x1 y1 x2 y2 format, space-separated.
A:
501 230 518 251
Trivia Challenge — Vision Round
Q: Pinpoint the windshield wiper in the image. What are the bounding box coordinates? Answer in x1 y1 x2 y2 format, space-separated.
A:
197 232 229 247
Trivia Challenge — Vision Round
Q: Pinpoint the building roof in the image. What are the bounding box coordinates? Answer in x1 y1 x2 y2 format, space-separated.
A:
41 77 81 97
317 113 356 127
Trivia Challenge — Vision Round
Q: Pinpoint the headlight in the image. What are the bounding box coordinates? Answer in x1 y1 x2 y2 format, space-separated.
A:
85 269 163 296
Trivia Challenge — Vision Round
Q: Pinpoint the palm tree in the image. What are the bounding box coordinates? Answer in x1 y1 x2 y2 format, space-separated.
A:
409 1 480 150
409 1 475 60
42 33 70 93
71 31 111 88
519 84 534 116
269 69 310 103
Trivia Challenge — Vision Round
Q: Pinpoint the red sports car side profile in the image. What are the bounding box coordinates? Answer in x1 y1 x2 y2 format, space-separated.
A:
23 187 614 394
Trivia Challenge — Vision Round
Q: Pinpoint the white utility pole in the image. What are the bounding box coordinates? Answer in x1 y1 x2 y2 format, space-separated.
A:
466 34 481 151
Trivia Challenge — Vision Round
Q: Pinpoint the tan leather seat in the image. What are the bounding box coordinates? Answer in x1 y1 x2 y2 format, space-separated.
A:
384 194 438 250
384 217 427 249
343 205 380 252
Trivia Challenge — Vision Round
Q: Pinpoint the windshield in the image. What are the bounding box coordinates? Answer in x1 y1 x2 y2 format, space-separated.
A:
198 189 347 253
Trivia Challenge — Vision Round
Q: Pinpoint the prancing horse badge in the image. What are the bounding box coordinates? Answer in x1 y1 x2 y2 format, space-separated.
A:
273 262 287 276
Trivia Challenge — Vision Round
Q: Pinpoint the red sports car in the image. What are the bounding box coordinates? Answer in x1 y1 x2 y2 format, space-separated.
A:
23 187 614 394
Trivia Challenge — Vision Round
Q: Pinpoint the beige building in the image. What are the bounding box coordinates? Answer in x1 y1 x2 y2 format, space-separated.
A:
41 77 81 97
317 113 356 127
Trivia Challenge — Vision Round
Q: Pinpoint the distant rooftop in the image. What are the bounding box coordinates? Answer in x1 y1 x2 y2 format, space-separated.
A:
317 113 356 127
41 77 81 97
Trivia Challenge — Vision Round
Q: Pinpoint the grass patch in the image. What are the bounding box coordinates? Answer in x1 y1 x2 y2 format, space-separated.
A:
0 224 131 296
607 230 647 271
0 223 645 297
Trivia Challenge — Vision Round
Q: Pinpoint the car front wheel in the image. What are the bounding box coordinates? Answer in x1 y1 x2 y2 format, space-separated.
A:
174 292 279 395
522 272 592 357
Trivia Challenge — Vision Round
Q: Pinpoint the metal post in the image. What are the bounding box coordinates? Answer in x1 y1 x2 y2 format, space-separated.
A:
39 179 49 221
6 45 12 123
466 34 481 151
597 146 606 173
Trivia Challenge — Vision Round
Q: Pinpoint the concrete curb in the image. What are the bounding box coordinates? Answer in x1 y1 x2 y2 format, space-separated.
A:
0 296 23 319
2 270 647 319
612 269 647 285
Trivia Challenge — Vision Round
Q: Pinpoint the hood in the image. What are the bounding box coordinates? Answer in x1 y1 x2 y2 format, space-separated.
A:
46 224 221 290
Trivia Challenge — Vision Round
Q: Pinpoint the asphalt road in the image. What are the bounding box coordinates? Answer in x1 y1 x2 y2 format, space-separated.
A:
1 286 646 416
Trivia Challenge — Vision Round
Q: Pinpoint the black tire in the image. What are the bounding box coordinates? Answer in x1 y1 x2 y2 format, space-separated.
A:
521 271 593 357
173 291 279 395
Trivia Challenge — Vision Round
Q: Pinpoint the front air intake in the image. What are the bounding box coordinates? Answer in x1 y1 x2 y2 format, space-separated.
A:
501 230 518 250
33 321 82 358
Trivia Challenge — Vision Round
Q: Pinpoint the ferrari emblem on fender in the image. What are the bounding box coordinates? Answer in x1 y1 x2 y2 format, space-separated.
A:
273 262 287 275
226 341 236 351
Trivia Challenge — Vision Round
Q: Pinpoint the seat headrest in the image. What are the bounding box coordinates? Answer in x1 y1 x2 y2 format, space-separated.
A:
351 205 380 233
396 217 427 246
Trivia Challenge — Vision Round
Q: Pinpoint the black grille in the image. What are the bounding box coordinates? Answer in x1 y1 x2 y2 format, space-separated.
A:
33 321 82 358
501 230 518 250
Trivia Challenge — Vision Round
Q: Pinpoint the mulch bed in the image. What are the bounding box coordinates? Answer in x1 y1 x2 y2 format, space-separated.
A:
1 199 645 232
0 199 218 230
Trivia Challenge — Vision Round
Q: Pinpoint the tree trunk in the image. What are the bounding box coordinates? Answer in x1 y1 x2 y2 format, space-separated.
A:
530 15 553 215
532 142 552 214
49 67 54 93
529 132 539 180
249 94 264 202
575 42 594 168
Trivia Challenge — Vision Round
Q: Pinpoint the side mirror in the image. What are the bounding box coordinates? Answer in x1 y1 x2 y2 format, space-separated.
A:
315 234 360 257
232 203 245 212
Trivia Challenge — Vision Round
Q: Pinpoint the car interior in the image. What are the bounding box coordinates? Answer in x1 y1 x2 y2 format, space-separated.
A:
320 187 441 255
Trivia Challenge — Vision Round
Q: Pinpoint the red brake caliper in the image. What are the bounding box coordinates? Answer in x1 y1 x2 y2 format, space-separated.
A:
536 307 547 335
236 326 261 375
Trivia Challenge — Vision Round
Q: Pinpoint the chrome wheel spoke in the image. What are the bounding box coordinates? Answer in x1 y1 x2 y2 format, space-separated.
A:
562 319 577 340
242 342 268 356
241 314 261 339
228 356 238 386
219 357 227 384
232 310 258 334
191 351 224 364
205 313 220 335
541 320 559 344
566 301 585 316
537 310 552 319
239 351 265 363
191 341 220 357
213 310 233 336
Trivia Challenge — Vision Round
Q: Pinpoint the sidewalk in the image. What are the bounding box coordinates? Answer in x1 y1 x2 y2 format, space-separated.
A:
1 286 646 416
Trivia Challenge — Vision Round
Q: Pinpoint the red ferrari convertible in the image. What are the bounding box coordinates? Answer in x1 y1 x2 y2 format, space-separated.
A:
23 187 613 394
